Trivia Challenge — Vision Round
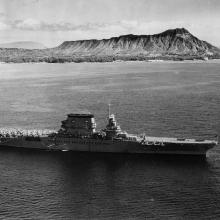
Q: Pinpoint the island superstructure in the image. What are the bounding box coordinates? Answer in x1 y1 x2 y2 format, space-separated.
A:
0 110 218 156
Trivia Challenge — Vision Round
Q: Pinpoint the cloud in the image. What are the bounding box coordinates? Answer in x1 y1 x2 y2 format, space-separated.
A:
5 18 105 31
0 12 6 18
1 18 186 33
13 18 42 30
1 18 220 46
0 21 9 30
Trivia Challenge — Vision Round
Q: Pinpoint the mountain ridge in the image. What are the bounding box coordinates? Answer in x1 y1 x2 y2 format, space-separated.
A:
0 28 219 63
55 28 219 55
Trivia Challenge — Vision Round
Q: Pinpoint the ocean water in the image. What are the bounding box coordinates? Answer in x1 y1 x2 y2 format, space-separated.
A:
0 61 220 219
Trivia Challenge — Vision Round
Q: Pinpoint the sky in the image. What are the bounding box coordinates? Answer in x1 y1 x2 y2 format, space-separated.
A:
0 0 220 47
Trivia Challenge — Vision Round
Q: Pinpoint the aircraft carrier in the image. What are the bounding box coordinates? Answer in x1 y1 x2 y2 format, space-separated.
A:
0 109 218 157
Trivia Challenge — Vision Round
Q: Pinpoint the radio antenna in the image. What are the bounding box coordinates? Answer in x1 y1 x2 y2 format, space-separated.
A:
108 103 111 117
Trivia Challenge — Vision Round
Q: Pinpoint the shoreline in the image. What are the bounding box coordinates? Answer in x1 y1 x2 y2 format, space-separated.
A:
1 58 220 65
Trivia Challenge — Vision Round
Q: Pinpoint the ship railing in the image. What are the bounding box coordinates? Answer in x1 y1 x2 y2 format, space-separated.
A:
0 128 56 138
140 135 219 145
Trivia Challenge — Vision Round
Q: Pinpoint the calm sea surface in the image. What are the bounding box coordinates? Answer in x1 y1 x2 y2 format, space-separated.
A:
0 61 220 219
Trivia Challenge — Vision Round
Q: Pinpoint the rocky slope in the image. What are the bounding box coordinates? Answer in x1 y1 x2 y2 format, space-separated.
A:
56 28 218 56
0 28 219 63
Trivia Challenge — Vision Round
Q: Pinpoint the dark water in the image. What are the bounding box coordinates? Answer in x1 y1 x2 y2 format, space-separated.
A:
0 61 220 219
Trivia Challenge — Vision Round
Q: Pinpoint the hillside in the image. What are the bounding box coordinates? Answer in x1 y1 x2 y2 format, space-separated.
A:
56 28 218 56
0 41 46 49
0 28 219 63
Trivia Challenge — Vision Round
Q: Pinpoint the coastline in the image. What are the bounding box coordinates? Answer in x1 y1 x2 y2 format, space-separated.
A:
1 58 220 65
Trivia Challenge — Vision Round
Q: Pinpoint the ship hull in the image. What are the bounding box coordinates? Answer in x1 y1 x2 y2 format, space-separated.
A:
0 136 216 156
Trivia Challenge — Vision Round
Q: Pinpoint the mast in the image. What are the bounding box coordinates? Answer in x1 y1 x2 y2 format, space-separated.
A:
108 103 111 118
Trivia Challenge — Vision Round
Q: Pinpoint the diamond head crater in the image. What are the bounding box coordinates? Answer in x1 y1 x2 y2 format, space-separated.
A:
1 28 220 63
